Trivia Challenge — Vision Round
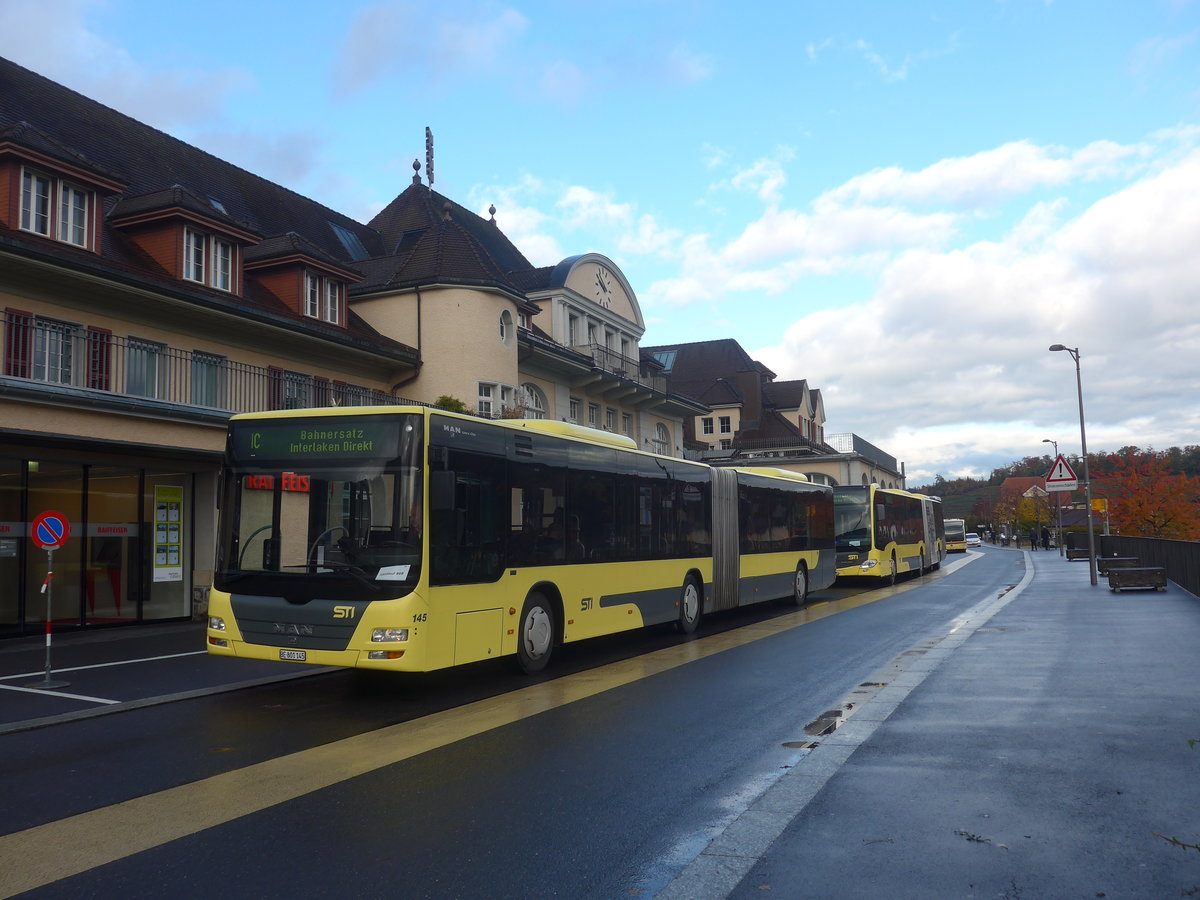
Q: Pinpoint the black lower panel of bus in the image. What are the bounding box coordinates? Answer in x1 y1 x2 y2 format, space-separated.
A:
230 594 361 650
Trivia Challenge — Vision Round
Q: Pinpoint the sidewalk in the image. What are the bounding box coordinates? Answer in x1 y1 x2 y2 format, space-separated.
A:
668 548 1200 898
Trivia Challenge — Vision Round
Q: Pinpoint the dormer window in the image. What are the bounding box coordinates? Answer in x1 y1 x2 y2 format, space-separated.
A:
184 226 234 291
20 168 93 249
305 272 341 324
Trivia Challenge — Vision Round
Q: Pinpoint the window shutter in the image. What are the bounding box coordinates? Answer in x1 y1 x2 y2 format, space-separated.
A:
86 327 112 390
268 366 284 410
313 376 331 407
4 309 32 378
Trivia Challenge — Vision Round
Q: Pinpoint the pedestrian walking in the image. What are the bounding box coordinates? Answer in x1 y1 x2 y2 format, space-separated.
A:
1041 526 1051 550
1028 527 1038 550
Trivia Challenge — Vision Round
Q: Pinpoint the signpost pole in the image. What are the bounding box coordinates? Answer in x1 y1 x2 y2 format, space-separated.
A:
27 511 71 689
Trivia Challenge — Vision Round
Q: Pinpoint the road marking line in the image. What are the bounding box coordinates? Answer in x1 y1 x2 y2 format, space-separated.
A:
0 564 969 898
0 684 118 704
0 651 207 683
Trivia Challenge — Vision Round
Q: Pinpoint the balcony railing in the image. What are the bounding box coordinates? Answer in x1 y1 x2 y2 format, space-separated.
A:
571 343 667 394
1 311 400 415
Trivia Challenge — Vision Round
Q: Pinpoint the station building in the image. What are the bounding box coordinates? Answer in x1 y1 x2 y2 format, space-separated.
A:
0 56 704 637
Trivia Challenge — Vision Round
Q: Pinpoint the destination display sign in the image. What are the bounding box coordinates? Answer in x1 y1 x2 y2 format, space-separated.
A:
231 417 403 461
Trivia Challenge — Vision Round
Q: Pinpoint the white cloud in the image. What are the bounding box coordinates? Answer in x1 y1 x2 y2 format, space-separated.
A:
753 147 1200 482
820 139 1143 208
0 0 250 130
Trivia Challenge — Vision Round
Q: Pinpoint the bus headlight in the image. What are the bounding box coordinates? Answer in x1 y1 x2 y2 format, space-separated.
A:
209 616 226 631
860 560 879 572
371 628 410 643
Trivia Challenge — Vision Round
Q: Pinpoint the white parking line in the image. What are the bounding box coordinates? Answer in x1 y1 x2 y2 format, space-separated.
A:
0 650 206 683
0 683 119 704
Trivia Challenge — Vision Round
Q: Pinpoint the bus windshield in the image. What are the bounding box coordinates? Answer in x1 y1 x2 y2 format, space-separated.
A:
833 486 871 551
214 413 424 602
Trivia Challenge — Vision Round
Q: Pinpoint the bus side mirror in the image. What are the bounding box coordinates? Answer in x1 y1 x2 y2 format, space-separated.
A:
431 471 456 512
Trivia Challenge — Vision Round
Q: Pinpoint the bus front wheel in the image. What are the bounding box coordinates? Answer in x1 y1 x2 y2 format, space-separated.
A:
515 592 555 674
887 554 898 586
676 576 702 634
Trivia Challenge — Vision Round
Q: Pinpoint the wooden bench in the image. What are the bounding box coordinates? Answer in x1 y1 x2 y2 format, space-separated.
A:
1097 556 1138 575
1066 548 1090 560
1108 567 1168 592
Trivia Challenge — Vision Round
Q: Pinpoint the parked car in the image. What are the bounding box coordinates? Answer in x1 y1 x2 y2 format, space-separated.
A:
966 532 982 547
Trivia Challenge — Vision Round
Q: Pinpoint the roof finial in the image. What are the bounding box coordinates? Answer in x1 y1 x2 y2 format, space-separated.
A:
412 158 422 185
488 204 496 221
442 201 452 222
425 127 435 186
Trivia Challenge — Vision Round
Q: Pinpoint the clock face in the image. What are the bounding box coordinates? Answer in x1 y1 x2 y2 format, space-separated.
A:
594 267 613 306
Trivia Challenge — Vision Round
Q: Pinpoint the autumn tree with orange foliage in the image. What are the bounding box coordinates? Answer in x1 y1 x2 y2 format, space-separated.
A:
1095 449 1200 540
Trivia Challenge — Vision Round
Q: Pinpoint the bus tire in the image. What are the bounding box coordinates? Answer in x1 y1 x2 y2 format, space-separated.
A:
676 575 702 634
789 562 808 606
887 554 898 586
514 592 555 674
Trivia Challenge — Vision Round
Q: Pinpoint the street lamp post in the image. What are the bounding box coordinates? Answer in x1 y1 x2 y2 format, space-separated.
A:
1048 344 1097 585
1042 438 1064 556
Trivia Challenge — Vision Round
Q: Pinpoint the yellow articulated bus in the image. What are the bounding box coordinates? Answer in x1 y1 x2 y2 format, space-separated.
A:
207 406 836 674
945 517 967 553
833 484 945 584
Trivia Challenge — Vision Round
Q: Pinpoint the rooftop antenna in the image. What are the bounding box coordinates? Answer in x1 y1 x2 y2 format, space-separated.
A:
425 127 435 187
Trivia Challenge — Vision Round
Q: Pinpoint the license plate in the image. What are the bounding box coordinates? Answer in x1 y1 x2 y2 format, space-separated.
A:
279 649 306 661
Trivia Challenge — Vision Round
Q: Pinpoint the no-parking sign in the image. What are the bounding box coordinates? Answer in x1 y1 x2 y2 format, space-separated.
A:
31 510 71 550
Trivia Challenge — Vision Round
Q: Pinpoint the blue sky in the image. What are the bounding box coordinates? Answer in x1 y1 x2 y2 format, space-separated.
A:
4 0 1200 485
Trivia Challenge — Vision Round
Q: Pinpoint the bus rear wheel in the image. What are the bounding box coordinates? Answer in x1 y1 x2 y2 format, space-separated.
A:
676 576 702 634
514 592 554 674
789 562 808 606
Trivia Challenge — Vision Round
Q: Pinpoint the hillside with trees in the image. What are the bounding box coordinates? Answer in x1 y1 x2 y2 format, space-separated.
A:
920 446 1200 540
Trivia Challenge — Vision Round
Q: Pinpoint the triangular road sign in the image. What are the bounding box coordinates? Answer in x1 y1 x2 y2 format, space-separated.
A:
1045 454 1078 491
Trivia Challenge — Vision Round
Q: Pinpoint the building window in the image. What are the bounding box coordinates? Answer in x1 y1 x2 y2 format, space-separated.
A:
569 397 580 423
213 239 233 292
59 183 89 246
520 383 547 419
127 338 168 399
184 228 236 292
621 413 632 436
568 313 580 346
588 403 600 427
719 416 732 434
500 310 513 346
30 317 79 385
324 279 339 324
652 423 670 455
605 407 616 431
701 417 714 436
20 169 92 248
477 383 495 417
719 439 733 450
192 351 227 408
284 371 313 409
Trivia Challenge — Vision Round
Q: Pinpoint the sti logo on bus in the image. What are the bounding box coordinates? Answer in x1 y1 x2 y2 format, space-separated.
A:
333 606 355 619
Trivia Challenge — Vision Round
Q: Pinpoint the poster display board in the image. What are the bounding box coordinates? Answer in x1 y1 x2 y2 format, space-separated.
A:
153 485 184 582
